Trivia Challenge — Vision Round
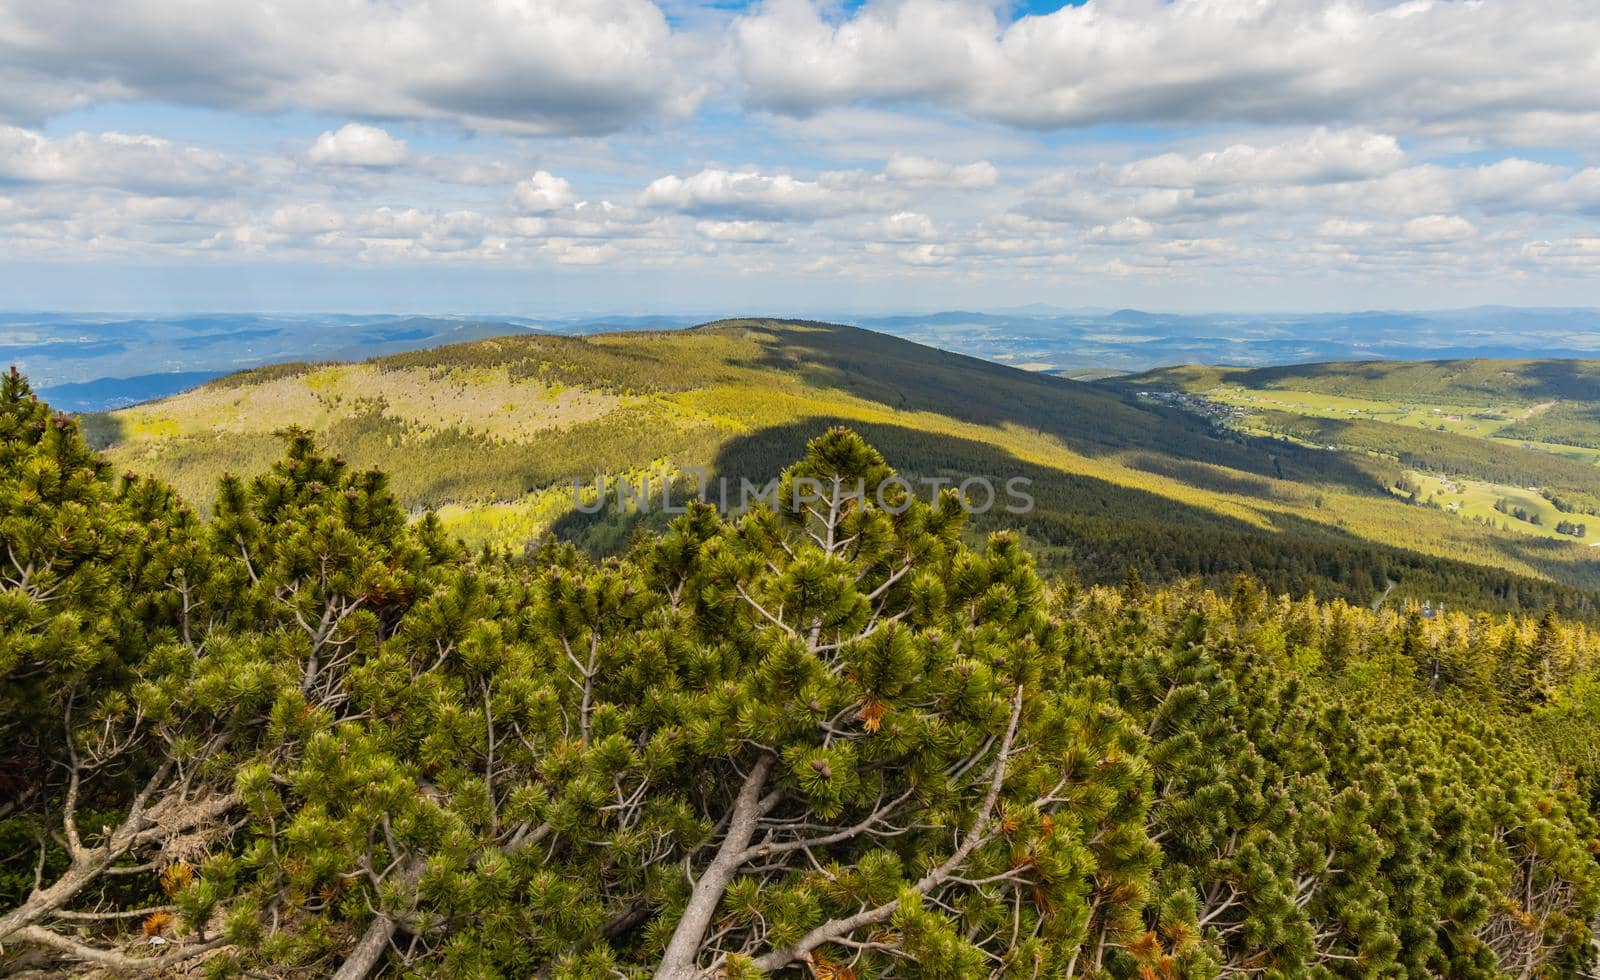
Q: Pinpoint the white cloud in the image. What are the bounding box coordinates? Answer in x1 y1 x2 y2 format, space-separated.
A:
1086 217 1154 245
735 0 997 116
0 125 237 194
874 211 938 241
307 124 409 167
1402 214 1476 244
884 153 997 189
1518 237 1600 275
6 105 1600 298
1317 218 1375 240
695 219 787 243
639 167 898 220
543 240 620 265
514 171 578 213
1021 131 1600 234
270 203 345 236
0 0 695 135
1473 165 1600 216
438 160 521 187
1109 130 1404 189
1152 238 1236 260
897 243 953 266
734 0 1600 142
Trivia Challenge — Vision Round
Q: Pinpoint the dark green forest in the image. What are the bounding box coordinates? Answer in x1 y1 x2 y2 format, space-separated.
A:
6 369 1600 977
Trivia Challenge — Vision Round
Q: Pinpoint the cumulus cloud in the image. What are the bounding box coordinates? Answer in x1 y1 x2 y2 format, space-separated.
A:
638 167 898 220
873 211 938 241
0 125 238 194
1109 130 1404 189
1152 238 1236 260
1086 217 1154 245
0 0 696 135
440 160 522 187
1468 164 1600 217
514 171 578 213
695 219 787 243
1518 237 1600 275
897 243 953 266
1019 130 1600 235
733 0 1600 141
8 105 1600 292
307 124 409 167
1402 214 1476 244
270 203 345 236
884 153 997 189
542 240 620 265
1317 218 1375 240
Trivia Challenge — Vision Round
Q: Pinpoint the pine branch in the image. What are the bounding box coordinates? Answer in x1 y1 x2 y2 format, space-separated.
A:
747 686 1025 974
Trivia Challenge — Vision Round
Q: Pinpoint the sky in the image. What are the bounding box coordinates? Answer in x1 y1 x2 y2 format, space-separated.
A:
1 0 1600 314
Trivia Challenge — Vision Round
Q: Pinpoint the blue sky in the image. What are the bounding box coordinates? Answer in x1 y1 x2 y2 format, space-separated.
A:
1 0 1599 314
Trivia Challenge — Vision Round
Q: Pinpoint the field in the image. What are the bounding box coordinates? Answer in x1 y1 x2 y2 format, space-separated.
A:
1200 384 1600 467
1401 472 1593 544
1204 385 1544 441
1515 439 1600 465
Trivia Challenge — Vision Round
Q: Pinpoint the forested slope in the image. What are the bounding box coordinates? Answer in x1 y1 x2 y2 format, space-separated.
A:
1122 359 1600 407
3 374 1600 977
81 320 1600 619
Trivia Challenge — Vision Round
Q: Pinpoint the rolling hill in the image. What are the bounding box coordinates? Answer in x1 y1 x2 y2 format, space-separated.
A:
22 308 1600 410
1123 358 1600 404
81 319 1600 618
1120 358 1600 454
1118 358 1600 488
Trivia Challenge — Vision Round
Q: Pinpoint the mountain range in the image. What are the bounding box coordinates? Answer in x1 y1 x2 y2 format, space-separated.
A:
76 318 1600 622
11 306 1600 412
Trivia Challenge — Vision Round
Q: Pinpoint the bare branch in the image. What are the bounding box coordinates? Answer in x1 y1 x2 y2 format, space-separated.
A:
10 924 226 972
653 755 778 979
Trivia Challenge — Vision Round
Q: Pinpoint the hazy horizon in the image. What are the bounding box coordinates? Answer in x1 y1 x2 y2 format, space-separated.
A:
7 303 1600 320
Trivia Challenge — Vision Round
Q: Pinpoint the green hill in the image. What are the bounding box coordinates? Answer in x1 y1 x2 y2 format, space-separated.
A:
1123 357 1600 406
1113 355 1600 537
1122 358 1600 454
84 320 1600 618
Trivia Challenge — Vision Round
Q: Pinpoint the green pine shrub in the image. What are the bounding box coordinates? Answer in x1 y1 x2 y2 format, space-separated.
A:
3 375 1600 978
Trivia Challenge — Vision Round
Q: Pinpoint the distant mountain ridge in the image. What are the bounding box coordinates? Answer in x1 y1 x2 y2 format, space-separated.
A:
8 306 1600 411
37 371 226 412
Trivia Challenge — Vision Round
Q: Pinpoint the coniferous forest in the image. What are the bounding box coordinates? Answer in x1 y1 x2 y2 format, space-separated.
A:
6 367 1600 978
